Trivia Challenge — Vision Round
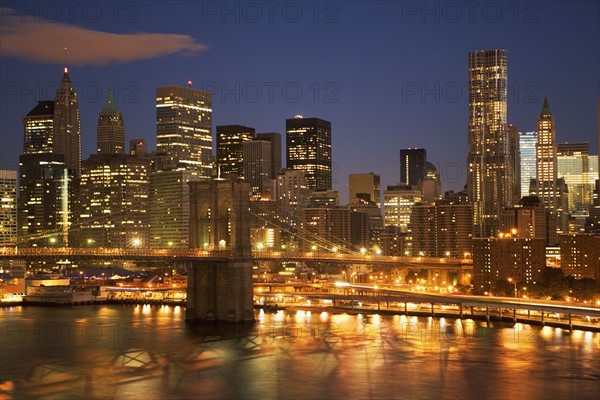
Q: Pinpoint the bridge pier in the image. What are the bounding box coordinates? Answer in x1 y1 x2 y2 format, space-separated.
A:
186 260 254 322
568 314 572 330
187 178 254 323
541 311 545 326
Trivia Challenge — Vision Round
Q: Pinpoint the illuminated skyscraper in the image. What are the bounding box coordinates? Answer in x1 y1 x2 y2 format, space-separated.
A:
519 131 537 197
557 143 598 215
77 154 150 248
216 125 255 178
536 98 558 207
273 169 310 228
18 154 72 246
53 68 81 176
156 85 212 178
23 101 54 155
383 184 421 232
467 49 511 237
0 170 18 245
400 148 426 187
286 116 332 191
149 169 194 248
97 86 125 155
532 98 569 238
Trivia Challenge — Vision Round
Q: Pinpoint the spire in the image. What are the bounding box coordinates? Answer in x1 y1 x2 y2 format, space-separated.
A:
540 97 552 117
101 85 120 114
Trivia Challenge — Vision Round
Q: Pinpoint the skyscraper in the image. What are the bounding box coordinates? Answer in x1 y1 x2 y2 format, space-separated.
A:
18 154 72 246
97 86 125 155
400 148 426 187
286 116 332 191
156 85 212 178
53 67 81 176
467 49 511 237
256 132 282 177
507 123 521 202
557 142 597 215
519 131 538 198
0 170 18 246
532 98 569 238
243 139 272 196
23 101 54 155
216 125 255 178
536 98 558 207
149 169 193 248
77 154 150 248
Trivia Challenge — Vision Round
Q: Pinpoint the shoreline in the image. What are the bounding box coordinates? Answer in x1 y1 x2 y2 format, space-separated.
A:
3 300 600 333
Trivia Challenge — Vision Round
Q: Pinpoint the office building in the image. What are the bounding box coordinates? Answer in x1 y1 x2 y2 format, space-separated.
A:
256 132 282 177
307 190 339 208
149 169 194 248
97 86 125 155
383 184 422 232
53 67 81 176
243 139 272 196
532 98 569 236
273 169 311 228
216 125 255 178
349 173 381 206
400 148 426 186
77 154 150 248
557 142 598 215
286 116 332 191
18 154 72 247
519 131 537 198
156 85 213 178
508 123 521 202
0 170 18 245
467 49 512 237
23 101 54 155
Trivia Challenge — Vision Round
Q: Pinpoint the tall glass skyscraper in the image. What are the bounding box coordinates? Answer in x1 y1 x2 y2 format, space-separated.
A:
156 85 213 178
400 148 426 187
519 131 538 198
23 101 54 155
216 125 255 178
467 49 511 238
286 116 332 191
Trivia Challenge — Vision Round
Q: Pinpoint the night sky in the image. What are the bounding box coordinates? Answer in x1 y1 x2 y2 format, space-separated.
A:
1 1 598 202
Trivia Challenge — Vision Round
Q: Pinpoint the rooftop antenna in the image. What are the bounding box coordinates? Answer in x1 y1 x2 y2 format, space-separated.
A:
64 47 68 74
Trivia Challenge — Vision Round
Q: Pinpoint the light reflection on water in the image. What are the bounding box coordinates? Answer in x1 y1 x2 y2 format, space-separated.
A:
1 305 599 400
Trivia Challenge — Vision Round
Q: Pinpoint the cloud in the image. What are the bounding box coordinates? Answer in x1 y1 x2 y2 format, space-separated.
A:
0 7 207 66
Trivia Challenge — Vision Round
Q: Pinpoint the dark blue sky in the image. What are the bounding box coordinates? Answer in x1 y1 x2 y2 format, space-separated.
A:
1 1 598 201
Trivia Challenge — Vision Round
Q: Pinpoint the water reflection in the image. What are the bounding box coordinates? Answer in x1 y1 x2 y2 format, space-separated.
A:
1 305 598 399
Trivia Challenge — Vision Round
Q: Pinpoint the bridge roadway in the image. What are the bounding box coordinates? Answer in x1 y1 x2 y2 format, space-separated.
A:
0 247 471 267
255 282 600 321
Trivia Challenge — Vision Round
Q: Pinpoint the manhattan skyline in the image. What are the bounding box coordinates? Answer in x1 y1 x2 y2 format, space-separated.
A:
1 1 598 202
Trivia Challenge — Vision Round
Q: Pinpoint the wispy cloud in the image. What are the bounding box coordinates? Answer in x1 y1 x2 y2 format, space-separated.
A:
0 7 207 66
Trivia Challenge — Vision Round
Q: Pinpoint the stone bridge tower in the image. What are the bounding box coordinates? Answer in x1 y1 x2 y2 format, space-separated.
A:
187 177 254 322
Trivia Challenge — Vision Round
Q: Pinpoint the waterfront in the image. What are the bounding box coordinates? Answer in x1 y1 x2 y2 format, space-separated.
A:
1 305 599 400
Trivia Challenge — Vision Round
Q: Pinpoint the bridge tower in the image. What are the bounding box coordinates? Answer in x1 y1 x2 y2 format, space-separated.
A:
186 177 254 322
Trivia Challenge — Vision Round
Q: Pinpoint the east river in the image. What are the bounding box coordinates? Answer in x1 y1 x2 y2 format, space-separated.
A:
1 305 599 399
